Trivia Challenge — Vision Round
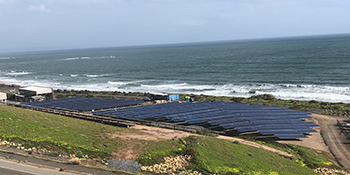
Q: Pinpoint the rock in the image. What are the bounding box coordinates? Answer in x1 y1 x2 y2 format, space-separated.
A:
141 155 194 174
59 167 66 172
314 167 350 175
107 159 142 172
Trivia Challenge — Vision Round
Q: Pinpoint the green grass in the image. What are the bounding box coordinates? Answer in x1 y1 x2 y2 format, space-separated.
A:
139 136 324 175
192 136 317 175
0 104 338 174
0 105 140 158
287 145 340 170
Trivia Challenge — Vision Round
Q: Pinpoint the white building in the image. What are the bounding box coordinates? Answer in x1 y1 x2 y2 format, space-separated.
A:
15 86 54 102
0 92 6 103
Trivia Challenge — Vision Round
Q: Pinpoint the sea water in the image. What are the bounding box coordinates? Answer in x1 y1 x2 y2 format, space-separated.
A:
1 34 350 103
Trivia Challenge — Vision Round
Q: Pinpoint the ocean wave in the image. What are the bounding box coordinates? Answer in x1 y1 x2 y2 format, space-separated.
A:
63 57 80 61
70 74 79 77
107 81 127 85
0 57 15 60
5 71 31 76
0 76 349 103
94 56 116 59
61 56 116 61
86 74 109 78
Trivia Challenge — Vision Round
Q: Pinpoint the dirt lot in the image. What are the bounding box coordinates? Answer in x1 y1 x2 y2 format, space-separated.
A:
311 114 350 169
279 114 350 170
278 118 329 153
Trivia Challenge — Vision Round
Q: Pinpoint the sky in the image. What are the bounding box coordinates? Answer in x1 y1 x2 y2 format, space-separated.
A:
0 0 350 53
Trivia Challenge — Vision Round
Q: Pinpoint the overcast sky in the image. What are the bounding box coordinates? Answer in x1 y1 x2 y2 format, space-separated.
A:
0 0 349 53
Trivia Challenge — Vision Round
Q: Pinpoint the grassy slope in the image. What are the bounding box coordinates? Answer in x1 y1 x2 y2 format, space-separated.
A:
0 104 333 174
0 104 137 157
140 136 318 175
195 136 317 175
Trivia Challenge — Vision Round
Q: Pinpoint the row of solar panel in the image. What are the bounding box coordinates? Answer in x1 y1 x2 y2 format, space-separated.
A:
21 97 144 111
93 101 317 139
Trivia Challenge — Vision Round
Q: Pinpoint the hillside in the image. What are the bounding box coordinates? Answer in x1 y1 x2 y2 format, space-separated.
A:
0 104 338 174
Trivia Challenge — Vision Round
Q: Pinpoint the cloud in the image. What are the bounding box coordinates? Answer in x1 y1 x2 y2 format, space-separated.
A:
28 4 51 13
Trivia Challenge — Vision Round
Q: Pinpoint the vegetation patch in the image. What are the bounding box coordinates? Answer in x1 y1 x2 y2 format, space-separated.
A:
139 136 323 174
0 105 143 160
0 99 341 174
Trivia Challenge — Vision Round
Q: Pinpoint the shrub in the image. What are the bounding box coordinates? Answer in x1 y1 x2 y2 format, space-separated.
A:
249 94 277 101
184 148 198 157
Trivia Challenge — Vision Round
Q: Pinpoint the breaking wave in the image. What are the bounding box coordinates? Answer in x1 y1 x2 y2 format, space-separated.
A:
0 57 15 60
61 55 116 61
1 75 349 103
4 71 31 76
86 74 110 78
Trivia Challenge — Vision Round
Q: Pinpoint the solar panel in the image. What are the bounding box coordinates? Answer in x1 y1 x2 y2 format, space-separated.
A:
90 101 317 139
275 133 308 139
21 98 144 111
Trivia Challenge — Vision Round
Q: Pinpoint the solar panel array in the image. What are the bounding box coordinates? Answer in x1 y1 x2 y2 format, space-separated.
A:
21 97 144 112
93 101 318 139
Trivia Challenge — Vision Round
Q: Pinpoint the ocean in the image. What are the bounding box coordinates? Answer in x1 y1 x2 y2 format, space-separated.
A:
1 34 350 103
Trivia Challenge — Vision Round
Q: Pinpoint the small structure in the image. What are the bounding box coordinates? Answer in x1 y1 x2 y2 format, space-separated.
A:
168 94 179 101
15 86 54 102
148 93 179 101
185 96 195 102
0 92 6 103
148 93 169 101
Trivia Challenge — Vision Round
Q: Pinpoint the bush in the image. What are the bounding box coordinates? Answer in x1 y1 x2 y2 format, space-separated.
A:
137 154 165 166
196 129 216 137
249 94 277 101
7 93 15 101
184 148 198 157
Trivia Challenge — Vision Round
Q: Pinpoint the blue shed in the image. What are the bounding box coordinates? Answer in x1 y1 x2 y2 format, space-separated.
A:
168 94 179 101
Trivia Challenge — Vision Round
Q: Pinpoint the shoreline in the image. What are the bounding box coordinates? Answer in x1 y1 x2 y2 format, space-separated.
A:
1 81 350 104
1 81 350 118
1 81 349 104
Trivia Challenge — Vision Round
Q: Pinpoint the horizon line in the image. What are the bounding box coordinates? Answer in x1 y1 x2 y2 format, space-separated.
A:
1 32 350 55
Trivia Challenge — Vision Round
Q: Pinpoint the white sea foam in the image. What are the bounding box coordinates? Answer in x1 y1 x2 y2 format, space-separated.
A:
107 81 127 85
5 71 31 76
63 57 80 61
0 57 15 60
70 74 79 77
1 75 349 103
61 56 116 61
86 74 109 78
93 56 116 59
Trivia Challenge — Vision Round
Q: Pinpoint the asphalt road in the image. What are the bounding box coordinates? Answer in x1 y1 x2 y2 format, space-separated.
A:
0 159 71 175
0 150 122 175
0 167 32 175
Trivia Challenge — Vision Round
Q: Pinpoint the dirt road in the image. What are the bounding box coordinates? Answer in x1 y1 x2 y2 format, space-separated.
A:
312 114 350 170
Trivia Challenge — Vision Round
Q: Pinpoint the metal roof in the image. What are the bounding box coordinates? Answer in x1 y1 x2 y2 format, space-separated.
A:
19 87 53 94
